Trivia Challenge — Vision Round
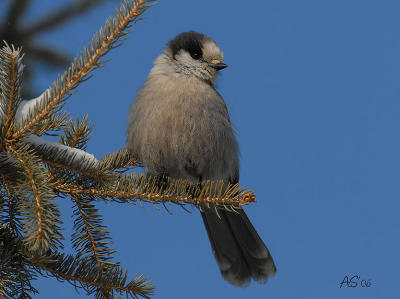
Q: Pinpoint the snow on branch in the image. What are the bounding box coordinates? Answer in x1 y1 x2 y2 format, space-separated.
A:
15 91 49 126
25 134 100 172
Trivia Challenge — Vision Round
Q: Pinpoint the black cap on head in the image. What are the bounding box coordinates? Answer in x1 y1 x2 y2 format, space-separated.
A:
167 31 206 60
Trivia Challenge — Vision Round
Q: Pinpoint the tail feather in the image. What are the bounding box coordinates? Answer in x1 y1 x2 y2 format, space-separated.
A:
201 208 276 286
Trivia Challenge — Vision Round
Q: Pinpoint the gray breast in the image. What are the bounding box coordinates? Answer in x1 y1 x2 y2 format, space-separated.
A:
127 74 239 183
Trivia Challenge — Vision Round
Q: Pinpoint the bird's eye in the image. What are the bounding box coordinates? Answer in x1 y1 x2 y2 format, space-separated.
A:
190 51 201 60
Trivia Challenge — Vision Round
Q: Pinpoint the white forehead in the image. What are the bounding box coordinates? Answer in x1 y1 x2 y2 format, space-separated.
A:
202 40 224 61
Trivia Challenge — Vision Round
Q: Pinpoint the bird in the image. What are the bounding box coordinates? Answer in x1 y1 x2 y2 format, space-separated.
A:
126 31 276 286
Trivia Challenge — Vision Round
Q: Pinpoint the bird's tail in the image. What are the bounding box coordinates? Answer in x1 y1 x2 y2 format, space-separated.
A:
201 208 276 286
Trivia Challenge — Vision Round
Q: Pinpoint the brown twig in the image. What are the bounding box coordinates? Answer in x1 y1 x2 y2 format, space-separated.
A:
18 271 26 299
71 195 101 265
54 181 256 206
67 130 86 148
2 50 17 139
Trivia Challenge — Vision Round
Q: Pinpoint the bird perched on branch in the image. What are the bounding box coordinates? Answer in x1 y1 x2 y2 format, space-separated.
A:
127 31 276 286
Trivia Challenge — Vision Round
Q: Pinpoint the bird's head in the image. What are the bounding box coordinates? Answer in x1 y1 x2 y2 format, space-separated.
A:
164 31 227 84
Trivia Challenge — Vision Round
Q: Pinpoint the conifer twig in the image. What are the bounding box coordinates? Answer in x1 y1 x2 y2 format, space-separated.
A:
2 47 17 137
2 180 21 234
6 143 63 255
71 194 115 265
0 43 23 144
53 178 256 207
11 0 155 140
27 253 154 298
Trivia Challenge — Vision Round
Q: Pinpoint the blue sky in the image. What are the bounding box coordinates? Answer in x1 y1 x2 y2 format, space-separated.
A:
2 0 400 298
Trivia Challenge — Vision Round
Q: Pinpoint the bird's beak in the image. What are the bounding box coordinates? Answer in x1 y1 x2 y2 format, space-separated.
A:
208 60 228 71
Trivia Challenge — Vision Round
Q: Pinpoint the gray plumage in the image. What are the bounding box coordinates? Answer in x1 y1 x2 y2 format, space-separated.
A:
127 31 276 286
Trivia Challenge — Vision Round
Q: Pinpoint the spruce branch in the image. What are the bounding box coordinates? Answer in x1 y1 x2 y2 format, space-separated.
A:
0 0 110 98
70 193 117 299
0 152 22 180
0 42 24 141
33 110 71 136
25 135 101 177
6 142 63 255
0 224 39 299
11 0 156 141
53 174 256 208
0 180 23 235
99 147 142 172
60 114 93 150
71 194 116 265
26 252 154 299
1 224 154 299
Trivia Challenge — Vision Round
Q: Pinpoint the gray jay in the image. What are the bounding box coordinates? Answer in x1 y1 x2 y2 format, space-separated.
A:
127 31 276 286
